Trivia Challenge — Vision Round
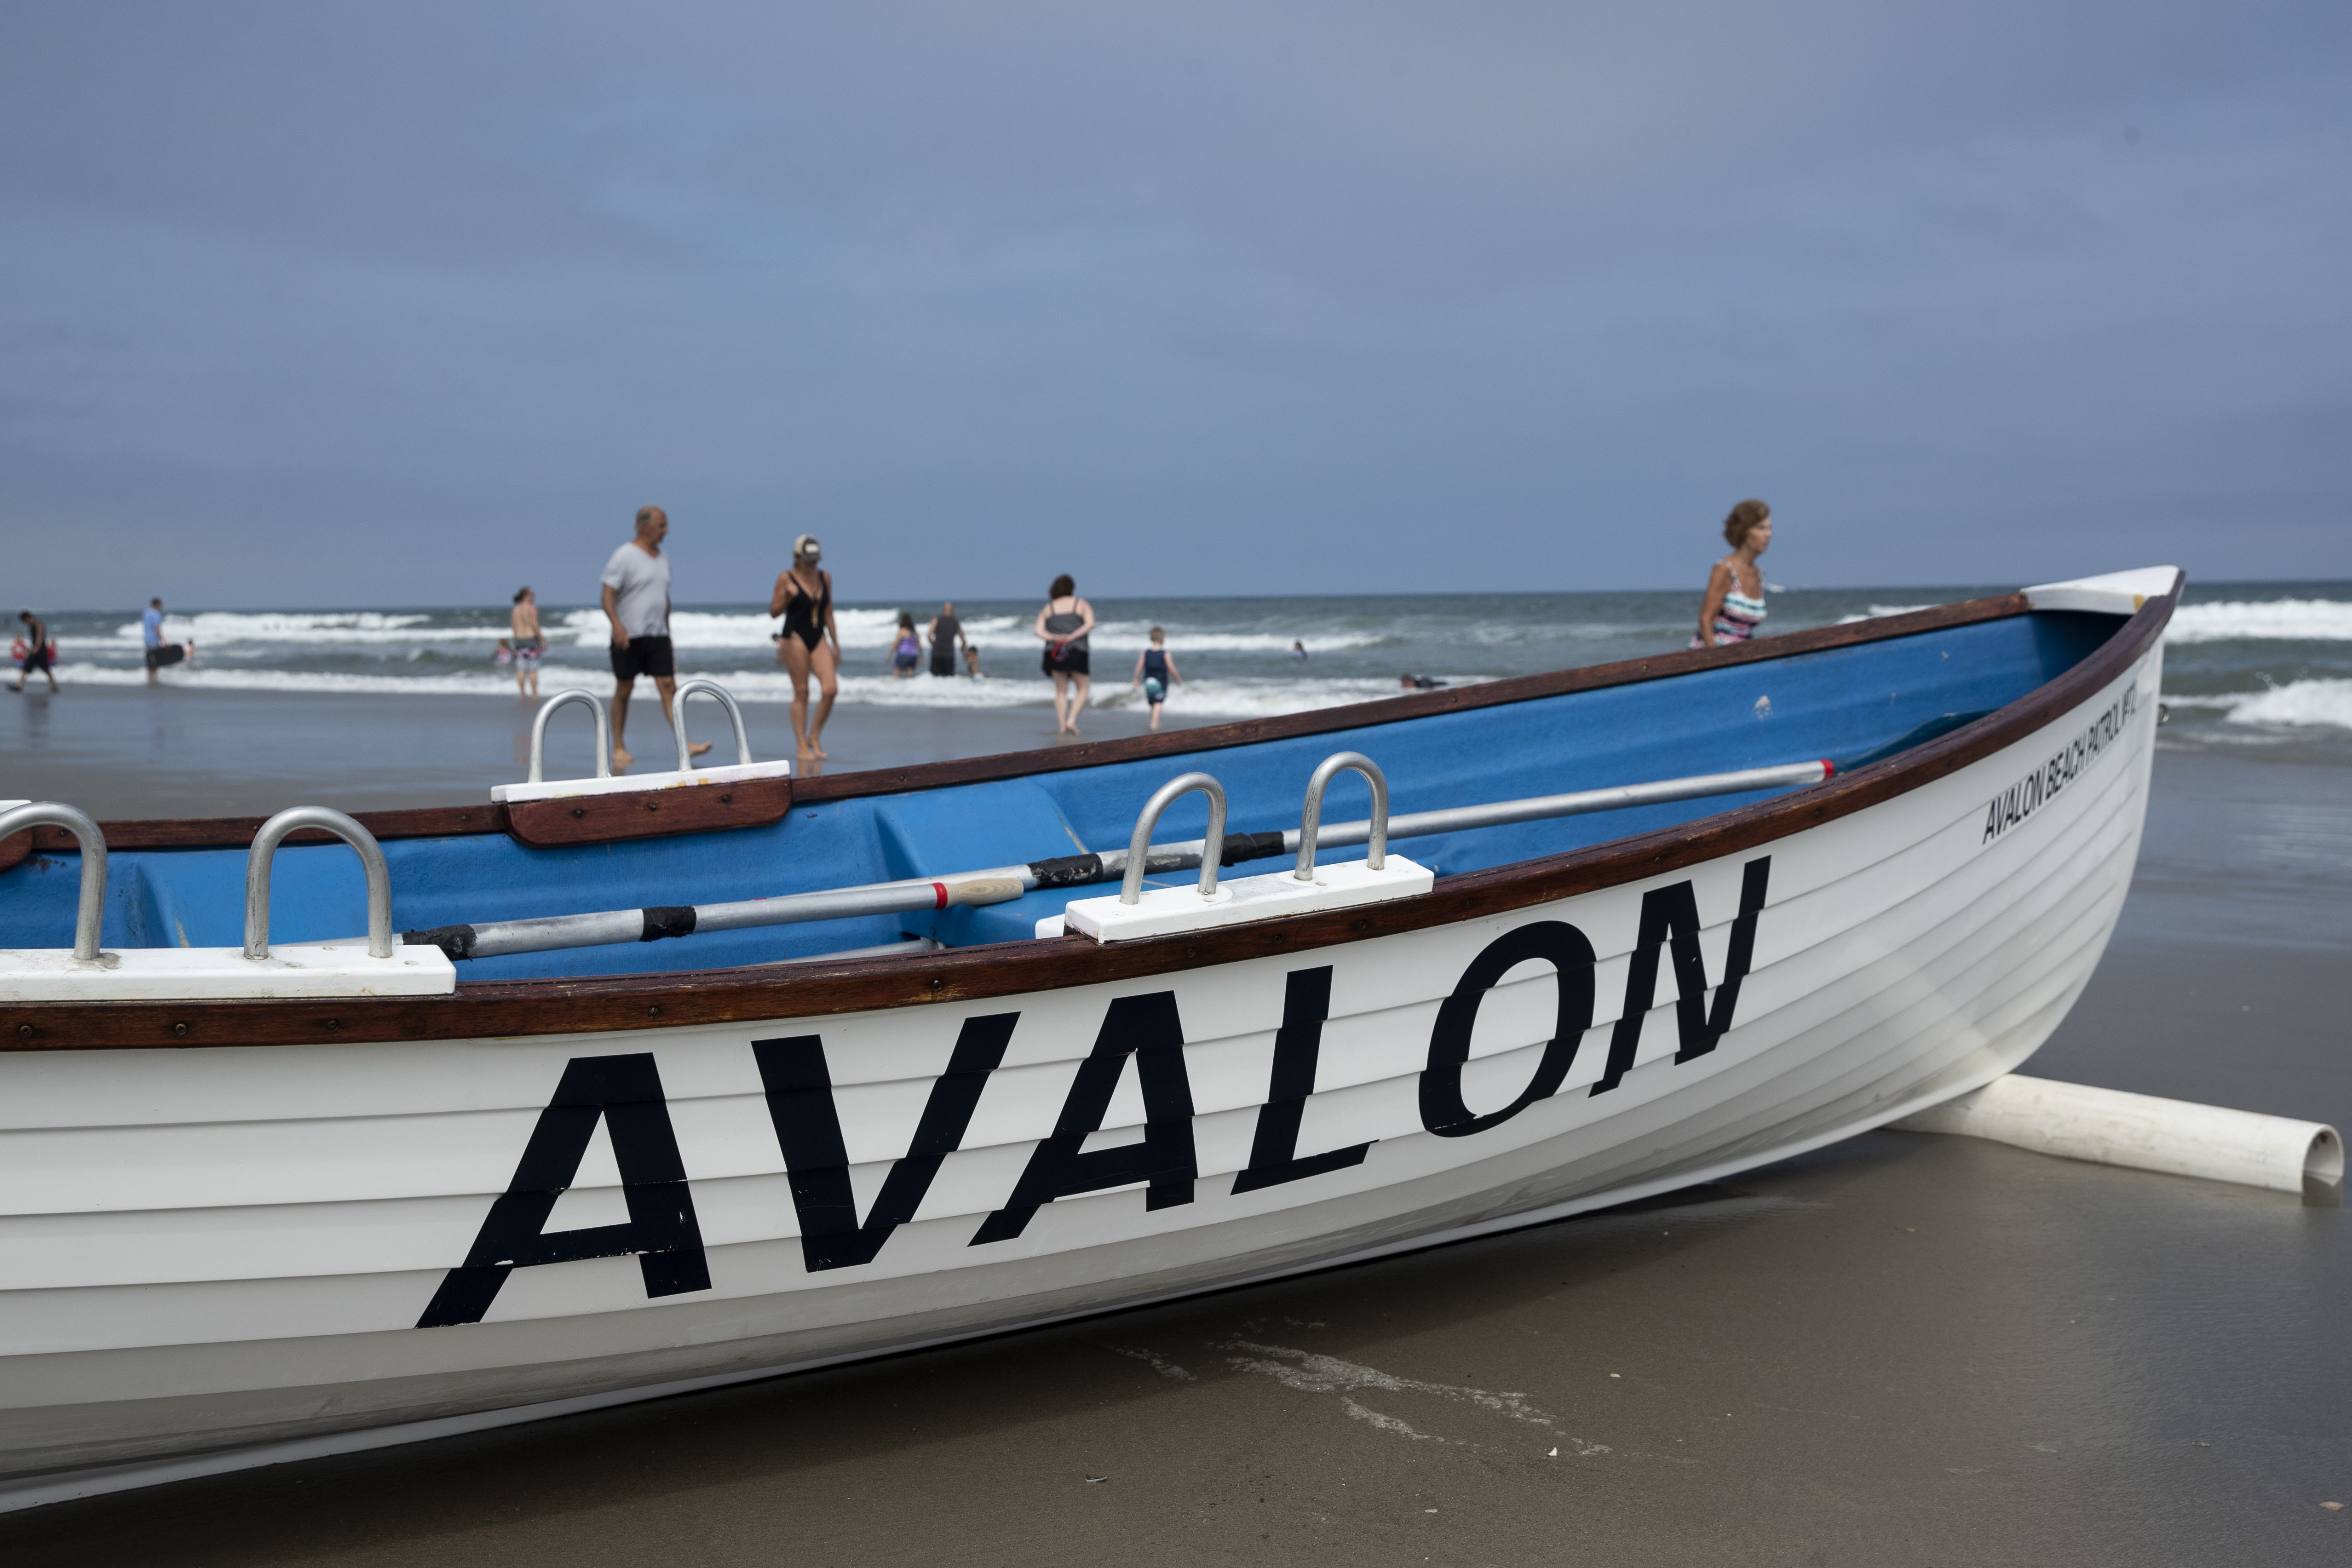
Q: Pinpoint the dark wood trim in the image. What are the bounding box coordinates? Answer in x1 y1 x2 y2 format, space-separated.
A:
787 593 2035 805
4 584 2171 1054
24 803 510 853
504 776 793 848
0 831 28 874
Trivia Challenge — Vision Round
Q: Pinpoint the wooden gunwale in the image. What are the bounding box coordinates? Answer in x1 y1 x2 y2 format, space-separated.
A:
13 594 2029 852
2 586 2174 1054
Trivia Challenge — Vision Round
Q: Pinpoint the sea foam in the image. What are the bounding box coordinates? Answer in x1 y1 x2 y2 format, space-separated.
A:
2212 679 2352 730
2165 600 2352 644
40 661 1453 718
104 610 456 645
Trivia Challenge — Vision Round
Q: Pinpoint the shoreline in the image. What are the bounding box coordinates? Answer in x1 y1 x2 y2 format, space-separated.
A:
1 682 1207 820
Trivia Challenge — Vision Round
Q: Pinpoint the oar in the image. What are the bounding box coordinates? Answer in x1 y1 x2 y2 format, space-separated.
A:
406 759 1829 960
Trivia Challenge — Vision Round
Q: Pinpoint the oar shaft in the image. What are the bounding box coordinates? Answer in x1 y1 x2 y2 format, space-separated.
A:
431 876 1021 960
1299 760 1829 851
410 759 1829 961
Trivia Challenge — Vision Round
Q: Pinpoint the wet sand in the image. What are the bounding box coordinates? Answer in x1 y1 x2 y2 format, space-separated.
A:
0 683 1204 818
2 708 2348 1563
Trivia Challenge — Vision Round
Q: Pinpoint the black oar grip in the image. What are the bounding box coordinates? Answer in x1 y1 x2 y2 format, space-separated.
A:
404 925 478 962
640 906 698 942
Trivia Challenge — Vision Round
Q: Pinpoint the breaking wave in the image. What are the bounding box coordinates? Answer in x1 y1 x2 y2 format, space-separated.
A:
2165 600 2352 643
40 661 1462 718
2168 679 2352 731
97 610 456 645
554 609 1386 655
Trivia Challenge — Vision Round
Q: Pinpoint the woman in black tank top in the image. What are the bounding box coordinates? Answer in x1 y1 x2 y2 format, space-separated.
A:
768 534 840 760
1030 572 1096 735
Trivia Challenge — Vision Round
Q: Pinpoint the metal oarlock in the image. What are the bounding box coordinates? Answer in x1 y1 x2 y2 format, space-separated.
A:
1296 752 1388 880
0 803 108 961
527 690 612 783
669 678 754 772
245 807 397 960
1119 773 1228 906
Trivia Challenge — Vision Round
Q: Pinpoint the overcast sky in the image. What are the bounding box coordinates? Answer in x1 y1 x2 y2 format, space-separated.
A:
3 2 2346 609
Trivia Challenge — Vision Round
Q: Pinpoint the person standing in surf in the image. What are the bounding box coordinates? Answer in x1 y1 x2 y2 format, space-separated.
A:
891 611 921 678
1693 499 1773 649
1130 625 1182 732
601 505 710 773
768 534 840 759
508 587 545 701
1033 573 1095 735
141 598 195 683
928 601 968 678
11 609 57 694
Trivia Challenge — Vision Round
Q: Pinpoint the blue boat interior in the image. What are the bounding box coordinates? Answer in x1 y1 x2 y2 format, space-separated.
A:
1 610 2124 979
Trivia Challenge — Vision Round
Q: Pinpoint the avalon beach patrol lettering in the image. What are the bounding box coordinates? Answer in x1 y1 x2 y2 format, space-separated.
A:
416 859 1775 1320
1983 685 2139 845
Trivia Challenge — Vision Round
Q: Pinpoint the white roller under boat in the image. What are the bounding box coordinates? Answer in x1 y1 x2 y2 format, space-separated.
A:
0 568 2181 1508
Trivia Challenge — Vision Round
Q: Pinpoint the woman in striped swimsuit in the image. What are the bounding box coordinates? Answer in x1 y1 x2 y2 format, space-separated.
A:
1692 498 1773 649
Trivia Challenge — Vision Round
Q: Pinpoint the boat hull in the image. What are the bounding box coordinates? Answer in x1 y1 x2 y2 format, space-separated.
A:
0 642 2161 1496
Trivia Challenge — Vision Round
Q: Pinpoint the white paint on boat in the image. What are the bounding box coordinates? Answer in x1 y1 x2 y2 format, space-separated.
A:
491 758 793 805
0 638 2168 1502
2023 566 2179 619
1894 1073 2342 1197
0 940 456 1002
1064 856 1436 942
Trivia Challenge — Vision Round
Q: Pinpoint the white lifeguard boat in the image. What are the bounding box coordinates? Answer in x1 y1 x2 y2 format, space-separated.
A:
0 570 2177 1509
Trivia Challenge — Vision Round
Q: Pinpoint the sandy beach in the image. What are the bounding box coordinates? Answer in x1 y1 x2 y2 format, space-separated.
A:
0 683 1206 819
1 685 2347 1564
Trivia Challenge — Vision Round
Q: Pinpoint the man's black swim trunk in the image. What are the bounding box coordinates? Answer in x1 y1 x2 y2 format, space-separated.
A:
610 635 676 680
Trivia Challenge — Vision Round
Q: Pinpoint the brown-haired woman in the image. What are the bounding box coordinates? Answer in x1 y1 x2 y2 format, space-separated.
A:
1693 500 1773 649
1032 573 1096 735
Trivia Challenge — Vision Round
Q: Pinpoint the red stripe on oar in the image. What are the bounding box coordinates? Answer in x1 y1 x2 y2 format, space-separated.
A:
1820 760 1835 779
933 882 949 909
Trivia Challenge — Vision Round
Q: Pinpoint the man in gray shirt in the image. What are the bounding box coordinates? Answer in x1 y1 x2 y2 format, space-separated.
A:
600 505 711 771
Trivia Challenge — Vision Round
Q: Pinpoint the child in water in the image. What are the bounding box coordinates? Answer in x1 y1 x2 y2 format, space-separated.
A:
1131 626 1183 731
891 611 921 677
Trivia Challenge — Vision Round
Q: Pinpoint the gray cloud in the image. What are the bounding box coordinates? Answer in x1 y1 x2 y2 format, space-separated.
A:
1 0 2346 608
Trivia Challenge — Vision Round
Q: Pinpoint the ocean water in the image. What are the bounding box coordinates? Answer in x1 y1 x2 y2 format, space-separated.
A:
17 581 2352 751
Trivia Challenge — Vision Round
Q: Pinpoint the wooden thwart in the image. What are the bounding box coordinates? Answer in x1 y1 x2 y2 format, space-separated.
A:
503 773 794 847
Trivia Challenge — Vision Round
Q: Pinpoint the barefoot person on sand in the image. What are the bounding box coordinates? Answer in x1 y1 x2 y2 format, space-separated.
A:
600 506 710 773
1033 574 1095 735
1130 625 1182 732
508 587 544 701
1693 499 1773 649
768 534 840 759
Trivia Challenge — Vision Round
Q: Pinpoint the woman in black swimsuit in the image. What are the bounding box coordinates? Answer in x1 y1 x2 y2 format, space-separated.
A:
768 534 840 759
